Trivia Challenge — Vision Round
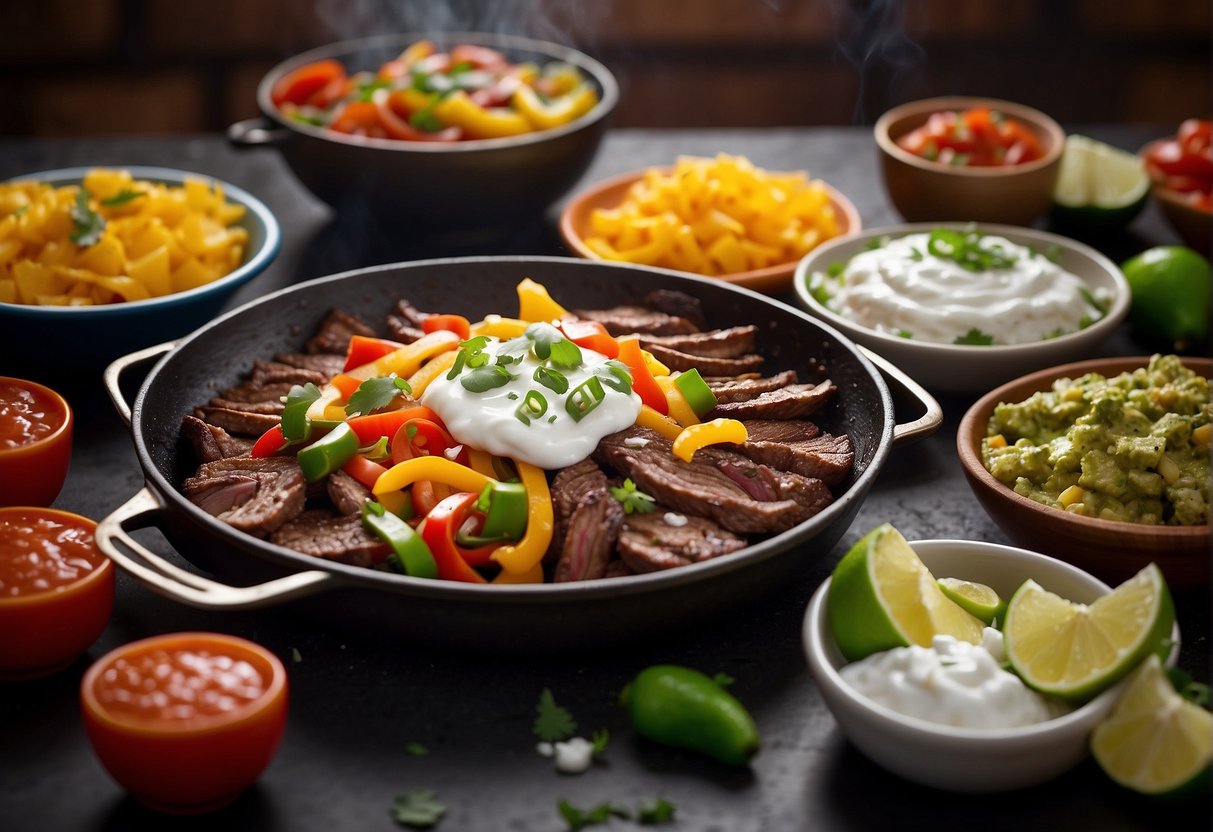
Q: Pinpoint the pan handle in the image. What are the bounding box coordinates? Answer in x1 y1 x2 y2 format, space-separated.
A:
95 487 337 610
859 346 943 448
103 341 176 429
227 117 291 148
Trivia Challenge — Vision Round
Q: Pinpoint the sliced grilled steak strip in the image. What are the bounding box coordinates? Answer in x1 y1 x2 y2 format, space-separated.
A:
595 426 831 534
550 460 609 552
205 398 284 416
642 289 707 330
572 305 699 336
708 380 836 421
213 380 295 405
555 490 624 582
638 326 758 359
184 456 305 538
707 370 799 403
306 309 375 354
386 299 429 343
193 406 281 437
270 510 388 568
732 420 854 486
250 360 328 388
640 342 765 376
180 415 253 463
327 469 371 516
617 512 747 573
273 352 345 379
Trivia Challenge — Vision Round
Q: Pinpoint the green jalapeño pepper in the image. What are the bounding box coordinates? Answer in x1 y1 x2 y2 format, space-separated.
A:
621 664 760 765
673 369 718 418
296 421 360 482
361 501 438 579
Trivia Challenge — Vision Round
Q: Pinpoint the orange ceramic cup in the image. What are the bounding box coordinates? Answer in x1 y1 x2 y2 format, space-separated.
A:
0 377 73 507
81 632 289 814
0 507 114 679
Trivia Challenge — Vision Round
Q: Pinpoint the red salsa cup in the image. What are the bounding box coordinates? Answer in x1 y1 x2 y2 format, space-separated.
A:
0 377 73 507
0 507 114 679
81 632 289 814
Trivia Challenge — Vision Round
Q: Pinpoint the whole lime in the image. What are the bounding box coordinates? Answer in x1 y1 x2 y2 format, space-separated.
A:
1121 246 1211 351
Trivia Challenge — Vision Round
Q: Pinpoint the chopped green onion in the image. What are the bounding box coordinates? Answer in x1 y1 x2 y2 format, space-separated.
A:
515 389 549 425
565 376 605 422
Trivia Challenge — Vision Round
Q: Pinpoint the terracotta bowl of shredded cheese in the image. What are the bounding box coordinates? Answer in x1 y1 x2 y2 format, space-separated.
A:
560 154 861 294
0 166 280 368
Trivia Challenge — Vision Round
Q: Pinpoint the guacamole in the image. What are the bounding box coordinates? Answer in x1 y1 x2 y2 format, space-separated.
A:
982 354 1210 525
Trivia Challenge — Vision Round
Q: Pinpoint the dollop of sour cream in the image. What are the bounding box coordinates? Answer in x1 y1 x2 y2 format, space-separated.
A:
839 628 1060 729
817 232 1107 345
422 335 641 470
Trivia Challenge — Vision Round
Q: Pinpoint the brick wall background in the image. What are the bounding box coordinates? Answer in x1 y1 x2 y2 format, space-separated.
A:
1 0 1208 137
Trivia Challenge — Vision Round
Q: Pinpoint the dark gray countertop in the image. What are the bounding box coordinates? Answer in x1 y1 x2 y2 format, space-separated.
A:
0 128 1207 832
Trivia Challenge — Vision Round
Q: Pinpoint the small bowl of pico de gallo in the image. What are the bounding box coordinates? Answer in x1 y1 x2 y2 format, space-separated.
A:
1141 118 1212 254
874 96 1065 227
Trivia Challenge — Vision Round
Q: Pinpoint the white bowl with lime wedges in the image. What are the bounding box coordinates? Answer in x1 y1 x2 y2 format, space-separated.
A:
802 525 1192 793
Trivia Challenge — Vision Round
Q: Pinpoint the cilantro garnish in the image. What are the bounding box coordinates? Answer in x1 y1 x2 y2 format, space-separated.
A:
534 688 577 743
1079 286 1108 315
558 799 630 831
594 360 633 395
410 108 445 133
461 363 515 393
895 329 913 339
637 798 677 825
100 189 145 207
527 322 583 368
590 728 610 758
927 227 1017 272
392 789 447 829
346 375 412 417
69 190 106 247
953 328 995 346
356 80 391 102
610 479 656 514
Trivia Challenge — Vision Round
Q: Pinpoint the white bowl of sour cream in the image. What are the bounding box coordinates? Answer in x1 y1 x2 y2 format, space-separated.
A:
802 538 1178 793
793 224 1130 394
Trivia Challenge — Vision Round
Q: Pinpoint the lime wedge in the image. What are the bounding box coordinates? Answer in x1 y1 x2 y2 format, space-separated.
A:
1092 655 1212 796
827 524 985 662
937 577 1005 626
1051 134 1149 230
1004 563 1174 703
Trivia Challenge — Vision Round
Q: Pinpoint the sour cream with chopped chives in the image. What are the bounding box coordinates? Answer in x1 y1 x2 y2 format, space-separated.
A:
840 628 1060 729
812 230 1108 345
422 330 641 470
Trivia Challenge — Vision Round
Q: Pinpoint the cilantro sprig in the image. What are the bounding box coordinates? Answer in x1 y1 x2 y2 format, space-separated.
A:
100 189 145 207
610 479 656 514
558 800 630 831
534 687 577 743
69 190 106 247
346 375 413 417
953 328 995 346
392 789 447 829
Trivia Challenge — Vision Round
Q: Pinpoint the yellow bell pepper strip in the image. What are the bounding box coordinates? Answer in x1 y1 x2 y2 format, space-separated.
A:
516 277 569 323
406 350 458 398
491 560 544 584
673 369 718 418
512 84 597 131
636 405 684 441
361 501 437 578
466 448 499 479
672 419 748 462
297 422 360 482
432 91 531 140
656 376 700 427
470 315 529 339
373 455 496 498
490 461 553 574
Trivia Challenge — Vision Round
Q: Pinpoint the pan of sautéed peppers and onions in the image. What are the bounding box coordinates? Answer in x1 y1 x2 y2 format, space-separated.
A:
270 39 599 142
245 279 753 585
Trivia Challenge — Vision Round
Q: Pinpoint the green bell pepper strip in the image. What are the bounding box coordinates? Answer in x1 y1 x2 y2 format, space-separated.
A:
361 501 438 579
478 480 528 541
673 369 718 418
280 383 322 443
297 421 360 482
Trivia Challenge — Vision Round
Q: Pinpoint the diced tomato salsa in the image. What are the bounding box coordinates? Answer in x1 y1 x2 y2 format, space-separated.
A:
0 380 65 449
897 106 1046 167
0 509 102 598
1144 118 1212 211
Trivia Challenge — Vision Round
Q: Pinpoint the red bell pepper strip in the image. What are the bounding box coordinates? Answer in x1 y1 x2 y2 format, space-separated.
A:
371 88 462 142
342 454 389 490
420 491 502 582
422 314 473 341
250 424 287 458
617 337 668 415
450 44 508 72
560 317 619 358
271 59 345 107
344 335 407 372
393 417 468 466
328 101 387 138
346 404 440 445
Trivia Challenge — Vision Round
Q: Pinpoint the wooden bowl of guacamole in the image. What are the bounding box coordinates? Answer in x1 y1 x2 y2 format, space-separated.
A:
957 355 1211 591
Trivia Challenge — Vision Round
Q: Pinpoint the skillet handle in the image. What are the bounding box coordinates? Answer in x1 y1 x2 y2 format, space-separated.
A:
228 117 291 148
95 487 336 610
859 346 943 448
103 341 176 429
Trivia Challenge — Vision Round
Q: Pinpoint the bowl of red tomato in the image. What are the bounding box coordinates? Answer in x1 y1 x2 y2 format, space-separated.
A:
1142 119 1212 255
874 96 1065 227
228 32 618 237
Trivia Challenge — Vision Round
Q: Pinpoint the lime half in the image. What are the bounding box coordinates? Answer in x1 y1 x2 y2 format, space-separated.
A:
1092 655 1212 796
826 524 985 662
937 577 1005 626
1051 134 1149 230
1004 563 1174 703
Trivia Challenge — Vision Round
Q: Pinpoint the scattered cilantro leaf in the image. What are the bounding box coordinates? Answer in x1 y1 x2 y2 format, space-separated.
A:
69 189 106 247
526 322 582 368
1167 667 1211 707
356 80 391 102
411 108 444 133
12 205 29 218
594 360 633 395
953 328 995 346
1079 286 1108 315
100 189 145 207
405 741 429 757
711 672 734 688
609 478 656 515
907 247 924 262
895 329 913 339
549 337 583 369
590 728 609 758
534 688 577 743
347 375 407 417
534 365 570 395
392 789 447 829
826 261 846 277
1043 243 1064 263
637 798 677 825
460 364 515 393
558 799 630 831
